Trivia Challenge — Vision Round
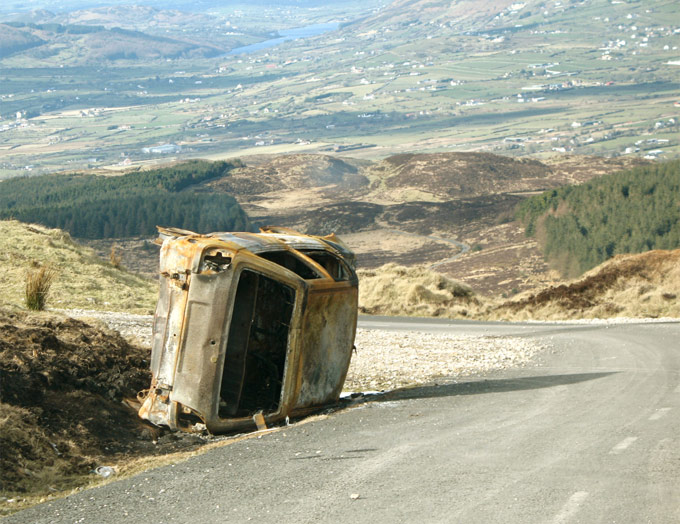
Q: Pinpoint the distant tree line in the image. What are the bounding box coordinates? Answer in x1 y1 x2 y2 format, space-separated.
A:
517 159 680 277
0 160 253 239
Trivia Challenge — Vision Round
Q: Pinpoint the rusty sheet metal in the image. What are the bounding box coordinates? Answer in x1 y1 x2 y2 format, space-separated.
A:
139 226 358 434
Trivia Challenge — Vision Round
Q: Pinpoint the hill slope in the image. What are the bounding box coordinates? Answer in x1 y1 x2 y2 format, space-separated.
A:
518 159 680 277
0 22 224 61
0 152 648 298
206 154 370 197
358 249 680 320
366 152 553 201
498 249 680 320
0 220 157 313
0 24 45 57
0 160 250 239
204 152 643 295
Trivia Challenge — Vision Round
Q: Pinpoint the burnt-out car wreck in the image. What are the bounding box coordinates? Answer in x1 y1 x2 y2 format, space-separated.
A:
138 226 358 434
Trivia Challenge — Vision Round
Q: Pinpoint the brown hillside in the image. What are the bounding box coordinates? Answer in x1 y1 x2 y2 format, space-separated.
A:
207 154 369 197
196 152 650 297
0 310 208 507
367 152 553 200
94 152 648 297
0 25 45 57
541 155 649 186
357 249 680 321
497 249 680 320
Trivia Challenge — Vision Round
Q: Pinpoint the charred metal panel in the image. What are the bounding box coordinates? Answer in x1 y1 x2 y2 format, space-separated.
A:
139 227 358 434
295 286 358 408
170 271 232 420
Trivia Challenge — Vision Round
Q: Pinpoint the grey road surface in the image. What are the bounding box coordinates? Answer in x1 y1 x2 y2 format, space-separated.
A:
5 318 680 523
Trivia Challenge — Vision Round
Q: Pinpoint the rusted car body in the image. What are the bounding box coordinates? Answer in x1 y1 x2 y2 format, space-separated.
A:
138 226 358 434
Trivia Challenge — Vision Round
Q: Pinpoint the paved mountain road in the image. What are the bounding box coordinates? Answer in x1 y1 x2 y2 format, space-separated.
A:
6 319 680 523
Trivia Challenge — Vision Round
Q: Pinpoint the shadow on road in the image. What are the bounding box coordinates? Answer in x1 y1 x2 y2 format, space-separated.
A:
368 372 617 403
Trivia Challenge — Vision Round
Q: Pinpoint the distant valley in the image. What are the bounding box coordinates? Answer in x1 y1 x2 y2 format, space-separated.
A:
0 0 677 178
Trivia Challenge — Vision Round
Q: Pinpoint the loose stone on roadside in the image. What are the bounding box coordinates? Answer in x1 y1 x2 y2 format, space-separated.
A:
344 328 546 392
60 310 547 393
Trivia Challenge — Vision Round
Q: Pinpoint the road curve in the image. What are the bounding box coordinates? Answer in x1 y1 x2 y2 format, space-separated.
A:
5 319 680 524
374 227 471 268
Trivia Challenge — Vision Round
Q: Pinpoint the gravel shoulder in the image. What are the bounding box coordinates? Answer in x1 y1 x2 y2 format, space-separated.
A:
62 309 547 392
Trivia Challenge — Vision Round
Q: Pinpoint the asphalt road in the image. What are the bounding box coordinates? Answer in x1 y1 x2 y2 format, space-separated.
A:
6 318 680 523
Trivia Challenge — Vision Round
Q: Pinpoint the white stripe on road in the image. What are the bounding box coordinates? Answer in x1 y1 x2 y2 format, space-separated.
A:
610 436 638 454
649 407 671 421
552 491 589 524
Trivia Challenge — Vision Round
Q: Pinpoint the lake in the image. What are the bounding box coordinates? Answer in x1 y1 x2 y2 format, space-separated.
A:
229 21 340 55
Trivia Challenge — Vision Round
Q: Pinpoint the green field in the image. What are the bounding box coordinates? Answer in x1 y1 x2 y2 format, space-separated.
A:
1 0 678 178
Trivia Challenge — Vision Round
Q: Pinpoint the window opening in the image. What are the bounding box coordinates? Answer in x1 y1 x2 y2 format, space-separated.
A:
202 252 232 272
219 270 295 418
302 251 350 281
258 250 321 280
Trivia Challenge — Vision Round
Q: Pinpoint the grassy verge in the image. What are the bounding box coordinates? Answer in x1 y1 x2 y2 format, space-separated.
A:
0 220 157 313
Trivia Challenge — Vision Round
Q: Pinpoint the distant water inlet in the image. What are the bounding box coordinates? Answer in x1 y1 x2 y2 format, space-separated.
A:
229 21 340 55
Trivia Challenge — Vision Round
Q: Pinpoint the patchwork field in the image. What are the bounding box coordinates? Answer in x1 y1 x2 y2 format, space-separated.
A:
1 0 678 178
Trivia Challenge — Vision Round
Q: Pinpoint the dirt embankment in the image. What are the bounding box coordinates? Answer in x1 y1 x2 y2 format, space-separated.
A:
358 249 680 321
0 310 206 511
498 249 680 320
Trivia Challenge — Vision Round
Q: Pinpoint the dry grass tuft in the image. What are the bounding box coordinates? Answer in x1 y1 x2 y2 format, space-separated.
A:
109 245 123 270
359 263 483 318
24 264 57 311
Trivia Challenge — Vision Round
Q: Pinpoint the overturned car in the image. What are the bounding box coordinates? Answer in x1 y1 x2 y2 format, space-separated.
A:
138 226 358 434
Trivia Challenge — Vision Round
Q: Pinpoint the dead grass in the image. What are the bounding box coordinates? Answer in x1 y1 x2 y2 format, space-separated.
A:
359 263 485 318
494 249 680 321
0 220 157 313
24 264 57 311
109 245 123 270
359 250 680 321
3 219 676 324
